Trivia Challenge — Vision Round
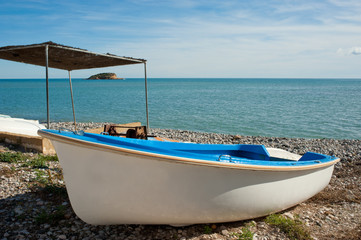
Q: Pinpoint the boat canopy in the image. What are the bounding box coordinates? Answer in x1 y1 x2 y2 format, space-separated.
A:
0 42 149 131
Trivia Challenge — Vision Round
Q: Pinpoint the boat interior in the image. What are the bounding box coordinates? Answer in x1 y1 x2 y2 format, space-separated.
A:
46 128 336 167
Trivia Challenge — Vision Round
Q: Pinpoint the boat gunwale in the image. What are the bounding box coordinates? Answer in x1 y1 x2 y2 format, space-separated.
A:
38 130 340 172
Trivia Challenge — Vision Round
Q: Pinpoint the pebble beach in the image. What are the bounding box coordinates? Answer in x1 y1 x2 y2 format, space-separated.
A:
1 122 360 240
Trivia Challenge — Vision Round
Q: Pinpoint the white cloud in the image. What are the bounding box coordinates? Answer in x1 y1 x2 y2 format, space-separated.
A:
350 47 361 55
337 47 361 55
328 0 361 8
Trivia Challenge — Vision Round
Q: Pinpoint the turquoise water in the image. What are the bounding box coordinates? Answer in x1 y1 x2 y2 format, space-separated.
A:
1 78 360 139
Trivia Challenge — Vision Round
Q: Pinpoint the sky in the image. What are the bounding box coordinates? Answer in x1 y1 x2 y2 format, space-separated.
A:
0 0 360 78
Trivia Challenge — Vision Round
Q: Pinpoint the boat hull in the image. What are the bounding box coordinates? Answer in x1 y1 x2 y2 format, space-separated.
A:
50 137 335 225
0 115 45 136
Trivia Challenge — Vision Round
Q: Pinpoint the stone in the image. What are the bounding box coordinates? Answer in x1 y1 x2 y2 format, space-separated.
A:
283 212 294 220
14 206 23 215
221 229 229 236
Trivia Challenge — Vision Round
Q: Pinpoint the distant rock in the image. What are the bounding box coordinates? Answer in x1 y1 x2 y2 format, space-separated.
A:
87 73 123 80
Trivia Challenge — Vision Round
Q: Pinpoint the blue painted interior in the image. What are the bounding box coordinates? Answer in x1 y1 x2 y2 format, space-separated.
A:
43 129 337 167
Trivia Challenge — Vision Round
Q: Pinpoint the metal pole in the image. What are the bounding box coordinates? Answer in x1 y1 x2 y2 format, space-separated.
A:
68 71 77 131
45 45 50 129
144 62 149 134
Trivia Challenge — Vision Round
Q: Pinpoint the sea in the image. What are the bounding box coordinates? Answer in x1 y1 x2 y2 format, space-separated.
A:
1 78 360 140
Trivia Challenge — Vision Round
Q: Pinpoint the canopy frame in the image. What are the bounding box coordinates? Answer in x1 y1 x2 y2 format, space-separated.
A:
0 42 148 132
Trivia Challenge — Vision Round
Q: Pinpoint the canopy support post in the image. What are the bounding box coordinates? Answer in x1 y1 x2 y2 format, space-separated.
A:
45 45 50 129
144 62 149 134
68 71 77 131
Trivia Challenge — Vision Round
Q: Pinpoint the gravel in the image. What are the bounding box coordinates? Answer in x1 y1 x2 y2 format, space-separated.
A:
1 122 360 240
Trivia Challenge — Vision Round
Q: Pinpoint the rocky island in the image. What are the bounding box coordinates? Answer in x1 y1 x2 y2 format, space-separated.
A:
87 73 124 80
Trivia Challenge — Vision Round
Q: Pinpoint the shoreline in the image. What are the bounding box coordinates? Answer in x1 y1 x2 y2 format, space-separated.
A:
50 121 360 164
46 121 361 141
1 122 360 239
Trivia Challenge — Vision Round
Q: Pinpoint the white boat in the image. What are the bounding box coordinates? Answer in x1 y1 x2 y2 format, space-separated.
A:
38 129 339 225
0 115 45 137
1 42 340 226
